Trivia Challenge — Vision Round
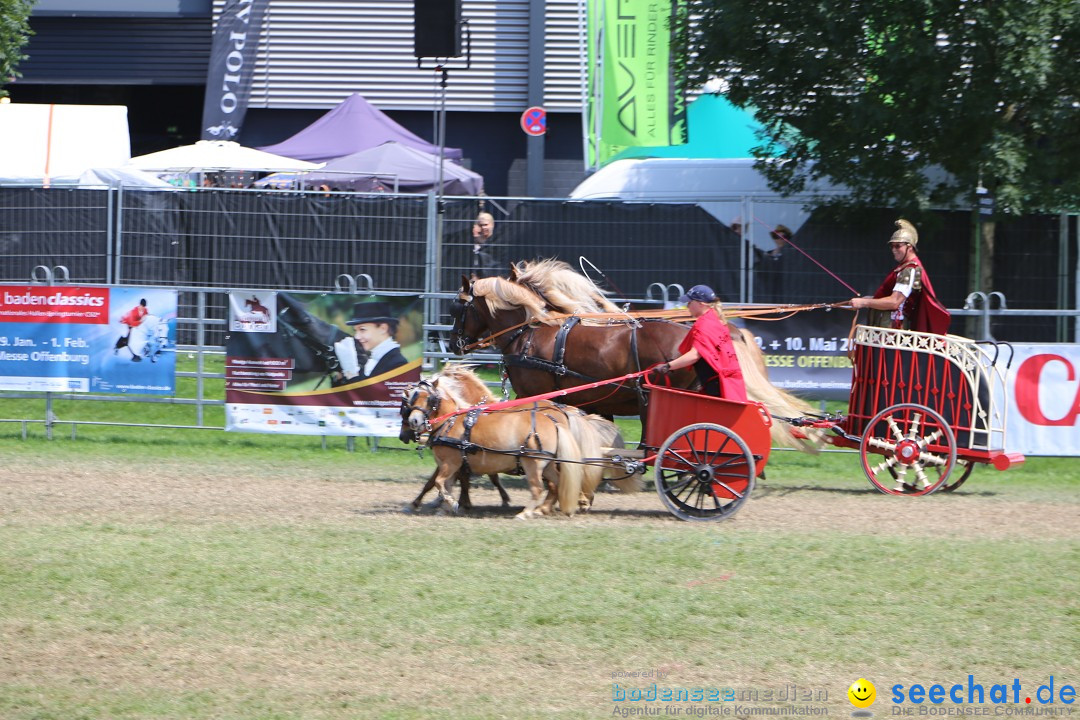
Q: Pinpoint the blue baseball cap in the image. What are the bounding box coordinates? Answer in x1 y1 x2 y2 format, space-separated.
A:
678 284 717 304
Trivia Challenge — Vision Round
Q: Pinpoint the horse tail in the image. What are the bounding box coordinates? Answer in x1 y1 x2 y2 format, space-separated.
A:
583 413 643 494
554 416 586 516
732 326 825 453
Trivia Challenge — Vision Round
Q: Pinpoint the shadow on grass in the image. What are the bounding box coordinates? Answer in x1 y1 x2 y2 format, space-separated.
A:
753 482 1000 498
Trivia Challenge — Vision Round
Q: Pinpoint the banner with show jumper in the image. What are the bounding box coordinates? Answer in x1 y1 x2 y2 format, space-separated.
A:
741 307 855 400
0 285 177 394
200 0 268 141
224 291 423 436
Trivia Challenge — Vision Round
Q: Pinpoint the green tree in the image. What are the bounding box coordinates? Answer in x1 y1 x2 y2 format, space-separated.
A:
0 0 34 99
676 0 1080 293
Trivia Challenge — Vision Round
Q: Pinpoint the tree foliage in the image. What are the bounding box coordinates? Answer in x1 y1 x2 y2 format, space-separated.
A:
0 0 34 99
675 0 1080 215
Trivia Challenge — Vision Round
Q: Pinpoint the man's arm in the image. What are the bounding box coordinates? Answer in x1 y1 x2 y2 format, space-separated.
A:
851 292 906 311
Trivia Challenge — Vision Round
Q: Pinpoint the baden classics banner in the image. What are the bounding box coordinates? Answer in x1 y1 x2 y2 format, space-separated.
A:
0 285 177 394
224 291 423 436
200 0 268 140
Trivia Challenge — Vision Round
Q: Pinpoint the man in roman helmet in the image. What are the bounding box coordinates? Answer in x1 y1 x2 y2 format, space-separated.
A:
850 219 950 334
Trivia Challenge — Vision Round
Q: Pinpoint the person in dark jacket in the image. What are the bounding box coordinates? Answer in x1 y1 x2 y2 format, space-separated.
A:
471 211 503 278
332 301 408 384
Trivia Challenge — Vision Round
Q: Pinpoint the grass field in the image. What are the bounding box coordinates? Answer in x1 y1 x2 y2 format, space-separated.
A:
1 411 1077 720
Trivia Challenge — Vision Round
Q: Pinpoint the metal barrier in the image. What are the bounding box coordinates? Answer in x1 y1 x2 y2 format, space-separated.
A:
0 184 1075 440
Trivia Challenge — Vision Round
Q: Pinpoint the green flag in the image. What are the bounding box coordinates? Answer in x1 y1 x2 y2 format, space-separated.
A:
586 0 687 168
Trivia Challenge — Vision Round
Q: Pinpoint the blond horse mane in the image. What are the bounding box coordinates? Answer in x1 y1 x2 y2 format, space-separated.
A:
510 259 622 323
470 277 550 324
431 364 496 408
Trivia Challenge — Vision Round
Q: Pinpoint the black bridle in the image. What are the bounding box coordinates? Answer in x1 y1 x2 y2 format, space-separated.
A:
448 289 488 354
400 380 441 438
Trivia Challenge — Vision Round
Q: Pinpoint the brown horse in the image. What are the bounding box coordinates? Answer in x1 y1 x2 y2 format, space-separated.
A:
448 259 818 449
399 365 638 517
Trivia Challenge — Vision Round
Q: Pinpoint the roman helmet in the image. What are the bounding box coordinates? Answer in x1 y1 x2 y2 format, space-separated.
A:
889 219 918 248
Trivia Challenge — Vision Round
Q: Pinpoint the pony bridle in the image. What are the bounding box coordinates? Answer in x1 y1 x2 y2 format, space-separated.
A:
400 380 441 437
449 290 490 353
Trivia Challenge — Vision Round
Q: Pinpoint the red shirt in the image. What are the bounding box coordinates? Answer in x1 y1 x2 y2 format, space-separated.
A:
678 310 748 401
120 305 148 327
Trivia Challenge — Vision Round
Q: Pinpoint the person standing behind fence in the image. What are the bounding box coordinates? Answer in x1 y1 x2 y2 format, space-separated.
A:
471 211 504 278
754 224 791 304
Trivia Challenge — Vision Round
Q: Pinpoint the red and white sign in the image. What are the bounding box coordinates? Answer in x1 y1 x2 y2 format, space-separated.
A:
520 106 547 136
0 286 109 324
1006 344 1080 455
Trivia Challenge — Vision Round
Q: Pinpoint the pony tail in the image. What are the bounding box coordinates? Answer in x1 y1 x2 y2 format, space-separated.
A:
732 328 824 452
582 413 643 495
554 421 585 516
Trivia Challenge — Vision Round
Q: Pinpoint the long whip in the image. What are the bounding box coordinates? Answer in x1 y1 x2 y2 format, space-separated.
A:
751 217 860 297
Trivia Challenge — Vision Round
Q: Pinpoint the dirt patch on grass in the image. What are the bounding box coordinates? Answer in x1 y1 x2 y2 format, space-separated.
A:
2 458 1076 539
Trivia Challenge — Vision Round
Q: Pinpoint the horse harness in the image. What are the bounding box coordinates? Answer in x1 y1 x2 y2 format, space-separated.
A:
403 383 568 477
451 291 653 406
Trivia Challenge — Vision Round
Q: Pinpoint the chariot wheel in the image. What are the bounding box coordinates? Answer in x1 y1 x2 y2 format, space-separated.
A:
655 423 755 521
939 459 975 493
860 403 957 496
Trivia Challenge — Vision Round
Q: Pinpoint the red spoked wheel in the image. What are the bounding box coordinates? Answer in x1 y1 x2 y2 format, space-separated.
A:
859 403 957 496
655 423 756 521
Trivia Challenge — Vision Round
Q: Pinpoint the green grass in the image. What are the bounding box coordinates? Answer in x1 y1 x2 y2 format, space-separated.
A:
0 509 1076 719
0 361 1077 719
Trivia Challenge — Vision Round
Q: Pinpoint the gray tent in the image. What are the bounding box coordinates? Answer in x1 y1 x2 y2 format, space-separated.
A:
294 142 483 195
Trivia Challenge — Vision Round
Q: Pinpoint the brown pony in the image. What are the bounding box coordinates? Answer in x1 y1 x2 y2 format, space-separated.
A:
400 365 639 518
448 259 817 449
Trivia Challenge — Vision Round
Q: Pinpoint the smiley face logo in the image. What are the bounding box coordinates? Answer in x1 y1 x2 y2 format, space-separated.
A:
848 678 876 708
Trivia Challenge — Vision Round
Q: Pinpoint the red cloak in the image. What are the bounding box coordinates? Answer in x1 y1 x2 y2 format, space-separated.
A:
872 254 950 334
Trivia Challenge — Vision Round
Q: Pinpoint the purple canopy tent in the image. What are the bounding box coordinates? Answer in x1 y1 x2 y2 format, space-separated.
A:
257 93 463 163
282 142 483 195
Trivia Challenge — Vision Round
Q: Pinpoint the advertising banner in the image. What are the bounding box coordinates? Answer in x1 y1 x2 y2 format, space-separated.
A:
1005 344 1080 456
224 291 423 436
586 0 687 168
0 285 178 394
200 0 268 141
741 308 855 400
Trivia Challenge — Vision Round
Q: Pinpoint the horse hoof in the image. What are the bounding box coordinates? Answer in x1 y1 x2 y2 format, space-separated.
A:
402 504 418 514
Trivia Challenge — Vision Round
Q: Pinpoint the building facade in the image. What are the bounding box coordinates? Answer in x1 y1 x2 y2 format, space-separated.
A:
12 0 590 195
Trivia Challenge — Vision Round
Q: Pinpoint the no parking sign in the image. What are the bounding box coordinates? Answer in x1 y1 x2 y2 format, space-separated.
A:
520 106 546 136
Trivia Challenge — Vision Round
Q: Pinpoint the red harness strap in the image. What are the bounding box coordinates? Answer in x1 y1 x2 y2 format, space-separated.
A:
430 368 655 426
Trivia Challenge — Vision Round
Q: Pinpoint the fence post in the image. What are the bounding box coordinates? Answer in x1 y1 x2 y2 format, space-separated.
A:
106 186 115 285
424 191 441 370
196 291 206 426
114 185 125 284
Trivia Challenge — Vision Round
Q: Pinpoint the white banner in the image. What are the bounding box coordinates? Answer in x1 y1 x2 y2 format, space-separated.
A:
1005 344 1080 456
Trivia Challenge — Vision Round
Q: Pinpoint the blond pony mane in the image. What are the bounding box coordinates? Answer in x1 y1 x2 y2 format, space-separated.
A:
511 259 621 320
470 276 549 323
432 364 496 408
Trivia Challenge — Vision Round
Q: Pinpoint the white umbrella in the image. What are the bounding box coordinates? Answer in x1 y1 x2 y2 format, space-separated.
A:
127 140 322 172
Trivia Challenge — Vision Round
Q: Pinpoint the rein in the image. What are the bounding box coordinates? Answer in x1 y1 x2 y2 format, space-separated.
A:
459 301 851 352
428 367 657 426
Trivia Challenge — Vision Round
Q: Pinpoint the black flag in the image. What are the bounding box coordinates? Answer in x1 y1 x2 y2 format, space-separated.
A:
200 0 268 141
